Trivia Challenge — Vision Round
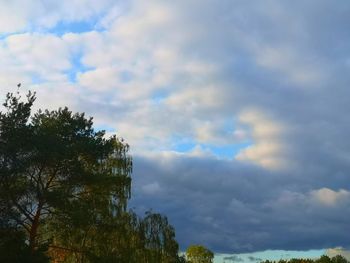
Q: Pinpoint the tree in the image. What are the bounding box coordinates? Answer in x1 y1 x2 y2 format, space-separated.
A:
0 90 184 263
260 257 350 263
331 255 348 263
0 204 49 263
138 211 180 263
0 91 132 256
72 210 182 263
317 256 332 263
186 245 214 263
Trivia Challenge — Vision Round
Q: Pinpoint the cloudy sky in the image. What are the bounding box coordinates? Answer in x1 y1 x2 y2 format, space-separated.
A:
1 0 350 261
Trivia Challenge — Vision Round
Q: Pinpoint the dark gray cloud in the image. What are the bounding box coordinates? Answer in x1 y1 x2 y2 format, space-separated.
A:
130 152 350 253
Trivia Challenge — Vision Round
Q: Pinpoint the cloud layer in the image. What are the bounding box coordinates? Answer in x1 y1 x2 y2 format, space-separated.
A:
1 0 350 254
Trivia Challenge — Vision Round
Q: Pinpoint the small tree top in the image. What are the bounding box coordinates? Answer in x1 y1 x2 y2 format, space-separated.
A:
186 244 214 263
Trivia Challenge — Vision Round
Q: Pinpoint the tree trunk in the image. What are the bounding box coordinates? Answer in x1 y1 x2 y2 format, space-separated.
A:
29 201 43 252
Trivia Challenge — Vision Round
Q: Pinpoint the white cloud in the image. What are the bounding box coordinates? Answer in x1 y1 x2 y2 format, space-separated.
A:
327 248 350 260
77 66 121 91
254 45 325 87
0 33 72 88
6 33 70 70
142 182 161 194
235 108 288 169
0 0 118 33
311 188 350 206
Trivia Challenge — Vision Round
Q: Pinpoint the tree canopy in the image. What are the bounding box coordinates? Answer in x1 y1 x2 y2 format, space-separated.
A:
0 91 183 262
186 244 214 263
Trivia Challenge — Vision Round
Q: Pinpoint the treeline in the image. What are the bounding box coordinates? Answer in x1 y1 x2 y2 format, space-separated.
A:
261 255 349 263
0 91 186 263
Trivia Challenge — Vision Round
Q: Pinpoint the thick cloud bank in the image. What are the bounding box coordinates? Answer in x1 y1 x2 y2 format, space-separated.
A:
1 0 350 253
130 153 350 252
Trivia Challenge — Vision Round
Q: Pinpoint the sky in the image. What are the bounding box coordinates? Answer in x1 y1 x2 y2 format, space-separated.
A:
1 0 350 261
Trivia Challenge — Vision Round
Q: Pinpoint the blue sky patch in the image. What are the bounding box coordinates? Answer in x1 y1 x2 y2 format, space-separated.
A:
206 143 251 158
65 52 94 83
47 19 101 36
94 124 116 133
151 90 169 104
173 137 251 158
31 73 45 84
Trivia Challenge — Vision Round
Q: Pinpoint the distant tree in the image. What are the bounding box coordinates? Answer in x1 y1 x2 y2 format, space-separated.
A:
317 255 332 263
260 256 350 263
177 255 188 263
139 211 180 263
186 244 214 263
331 255 348 263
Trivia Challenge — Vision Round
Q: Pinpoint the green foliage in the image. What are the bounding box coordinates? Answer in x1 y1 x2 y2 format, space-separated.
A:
0 90 182 262
138 211 180 263
0 227 49 263
317 255 332 263
332 255 349 263
64 210 182 263
186 244 214 263
0 91 132 249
